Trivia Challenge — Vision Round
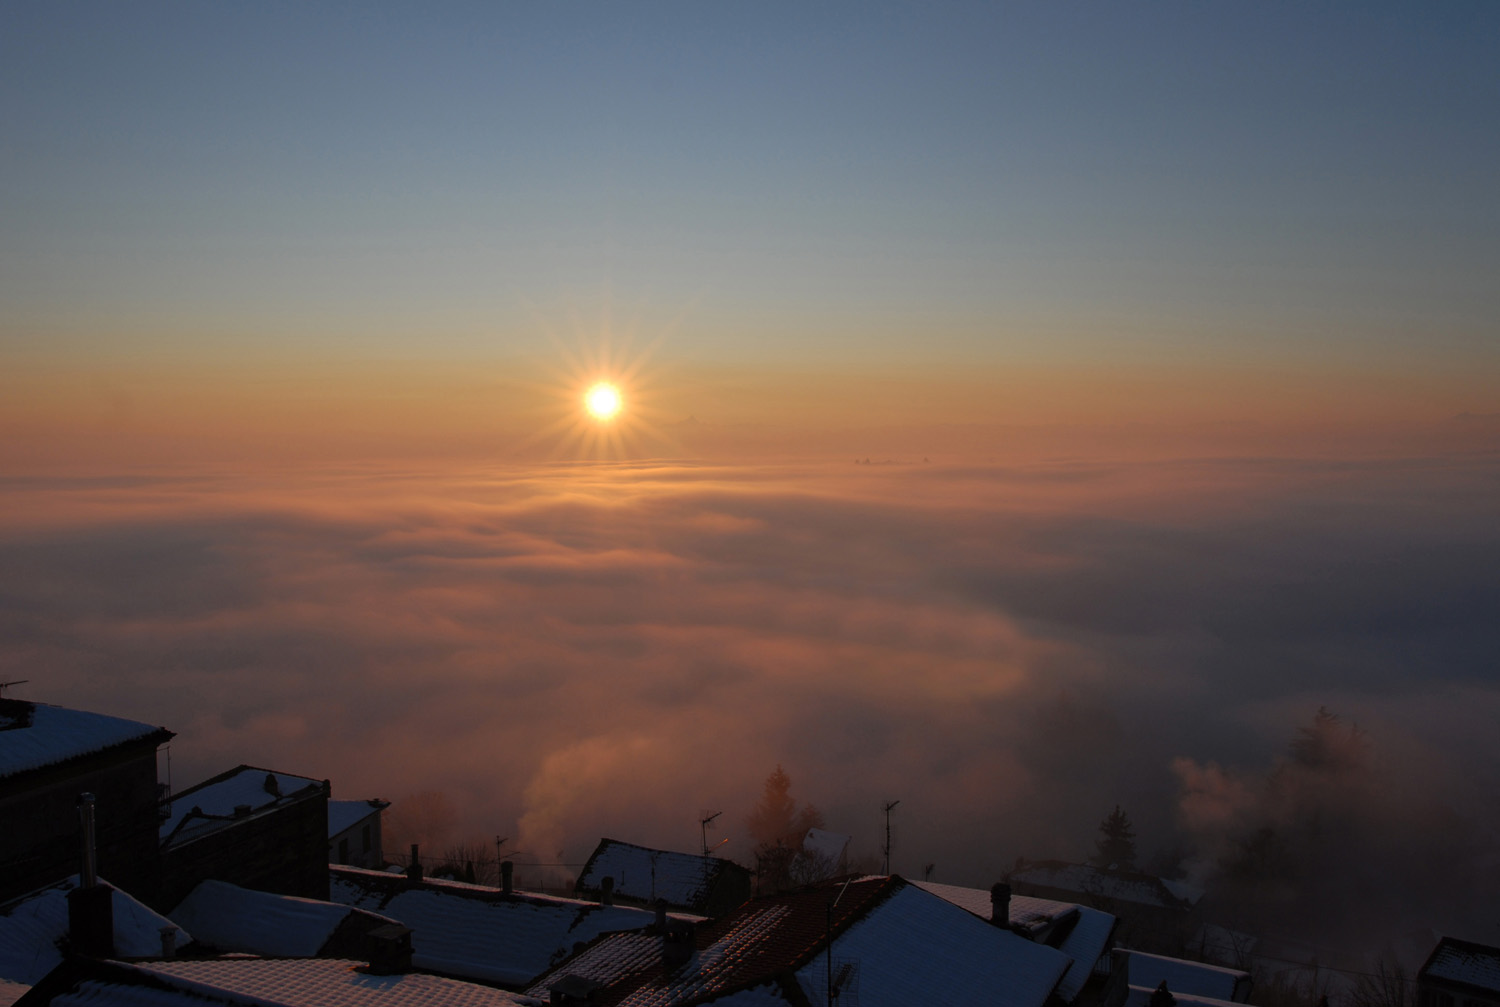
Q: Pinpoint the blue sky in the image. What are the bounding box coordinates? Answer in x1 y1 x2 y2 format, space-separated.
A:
4 3 1497 369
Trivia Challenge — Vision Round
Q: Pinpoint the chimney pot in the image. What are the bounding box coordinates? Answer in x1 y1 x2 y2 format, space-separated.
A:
654 898 667 931
501 859 514 895
601 876 615 907
990 882 1011 925
661 919 695 971
233 804 252 818
406 844 423 883
365 923 413 975
77 793 98 888
263 773 279 796
160 925 179 959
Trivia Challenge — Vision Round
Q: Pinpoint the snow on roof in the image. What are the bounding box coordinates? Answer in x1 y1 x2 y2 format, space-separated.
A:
797 884 1070 1007
329 866 673 987
327 800 387 839
1124 985 1242 1007
1009 862 1193 910
169 880 395 958
1119 950 1251 1002
530 876 1069 1007
0 876 190 986
54 957 543 1006
575 840 746 911
912 881 1115 1002
161 766 324 848
0 700 171 780
801 829 849 865
1421 938 1500 994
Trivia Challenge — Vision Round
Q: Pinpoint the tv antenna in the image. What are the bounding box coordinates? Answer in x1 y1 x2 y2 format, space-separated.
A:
700 811 723 856
881 801 900 875
0 680 28 698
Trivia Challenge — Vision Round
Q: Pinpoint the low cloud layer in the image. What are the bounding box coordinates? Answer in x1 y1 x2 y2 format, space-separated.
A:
2 452 1497 941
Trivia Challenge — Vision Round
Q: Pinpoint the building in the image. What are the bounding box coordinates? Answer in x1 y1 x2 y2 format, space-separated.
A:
915 879 1118 1003
1418 937 1500 1007
158 766 330 911
330 864 691 988
0 874 191 1000
530 874 1071 1007
574 838 753 917
1103 948 1253 1007
1008 860 1198 953
168 879 399 959
0 699 173 902
18 956 542 1006
327 799 389 869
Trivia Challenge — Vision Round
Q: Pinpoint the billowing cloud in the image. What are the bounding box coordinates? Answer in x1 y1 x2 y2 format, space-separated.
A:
1 452 1497 942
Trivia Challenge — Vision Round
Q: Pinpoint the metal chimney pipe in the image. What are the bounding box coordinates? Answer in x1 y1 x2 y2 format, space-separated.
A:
79 793 98 888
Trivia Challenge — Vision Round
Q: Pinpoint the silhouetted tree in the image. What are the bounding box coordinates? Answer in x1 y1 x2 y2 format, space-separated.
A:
747 765 826 892
1092 805 1137 870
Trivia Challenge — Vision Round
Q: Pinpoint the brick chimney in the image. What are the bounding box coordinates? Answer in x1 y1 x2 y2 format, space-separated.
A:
990 882 1011 925
365 923 413 975
662 919 695 971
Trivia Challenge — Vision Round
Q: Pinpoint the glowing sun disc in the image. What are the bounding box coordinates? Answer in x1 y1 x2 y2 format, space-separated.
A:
585 382 622 420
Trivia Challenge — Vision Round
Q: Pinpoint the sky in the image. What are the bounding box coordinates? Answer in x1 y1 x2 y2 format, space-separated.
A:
3 2 1500 949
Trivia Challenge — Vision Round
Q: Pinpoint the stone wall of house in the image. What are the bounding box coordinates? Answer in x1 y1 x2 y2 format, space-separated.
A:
157 785 330 911
0 742 164 902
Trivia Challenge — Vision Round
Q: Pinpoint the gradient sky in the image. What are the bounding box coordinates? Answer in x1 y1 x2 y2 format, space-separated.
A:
3 2 1500 949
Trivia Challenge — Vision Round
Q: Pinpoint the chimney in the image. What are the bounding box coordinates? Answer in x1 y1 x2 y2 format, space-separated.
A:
600 876 614 907
661 919 694 971
501 859 514 895
262 773 280 797
160 926 179 959
68 794 114 958
654 898 667 931
406 844 423 883
365 923 413 975
990 882 1011 925
232 804 252 818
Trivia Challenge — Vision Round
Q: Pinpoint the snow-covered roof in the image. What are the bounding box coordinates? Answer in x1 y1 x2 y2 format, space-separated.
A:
529 876 1070 1007
1124 985 1241 1007
0 876 190 986
161 765 325 848
913 880 1115 1002
575 839 749 912
801 828 849 865
329 865 678 987
0 700 171 780
1421 938 1500 994
1118 950 1251 1002
1009 861 1194 910
328 799 387 839
168 880 396 958
33 957 543 1006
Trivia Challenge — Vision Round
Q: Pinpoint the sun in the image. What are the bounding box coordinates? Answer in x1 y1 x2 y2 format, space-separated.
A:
585 382 622 421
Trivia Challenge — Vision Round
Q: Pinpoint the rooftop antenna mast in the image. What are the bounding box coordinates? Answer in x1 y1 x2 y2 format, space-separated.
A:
700 811 723 856
0 680 28 698
881 801 900 875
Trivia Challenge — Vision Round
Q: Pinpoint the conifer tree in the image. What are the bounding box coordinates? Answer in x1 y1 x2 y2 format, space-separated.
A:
1092 805 1137 870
